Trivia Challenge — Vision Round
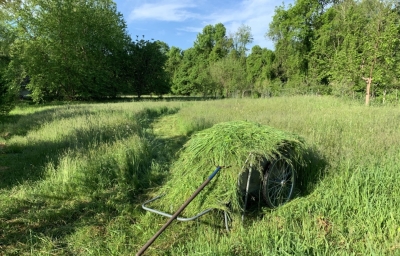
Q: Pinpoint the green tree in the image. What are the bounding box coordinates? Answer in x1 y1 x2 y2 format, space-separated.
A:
358 0 399 105
193 23 230 94
230 24 253 57
165 46 183 91
209 56 247 97
172 23 230 96
0 4 16 114
194 23 230 59
209 23 231 62
125 37 170 98
268 0 333 85
309 0 400 102
6 0 129 102
246 45 276 94
171 48 214 96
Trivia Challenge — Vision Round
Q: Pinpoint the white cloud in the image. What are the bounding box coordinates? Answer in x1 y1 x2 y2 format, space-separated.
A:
121 0 294 49
129 1 198 22
203 0 279 49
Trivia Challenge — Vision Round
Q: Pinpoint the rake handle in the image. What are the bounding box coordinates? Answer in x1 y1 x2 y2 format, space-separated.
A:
136 166 223 256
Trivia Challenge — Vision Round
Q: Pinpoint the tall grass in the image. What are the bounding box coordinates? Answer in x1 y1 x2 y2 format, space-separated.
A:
1 96 400 255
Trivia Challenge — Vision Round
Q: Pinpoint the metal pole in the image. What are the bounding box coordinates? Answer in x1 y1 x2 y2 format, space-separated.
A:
242 163 252 222
136 166 223 256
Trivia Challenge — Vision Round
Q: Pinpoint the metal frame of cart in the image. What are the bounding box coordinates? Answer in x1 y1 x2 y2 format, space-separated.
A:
141 157 296 231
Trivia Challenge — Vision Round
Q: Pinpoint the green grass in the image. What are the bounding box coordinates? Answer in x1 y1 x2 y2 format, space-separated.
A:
1 96 400 255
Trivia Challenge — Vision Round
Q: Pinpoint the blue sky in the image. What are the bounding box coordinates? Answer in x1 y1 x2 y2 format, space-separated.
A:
113 0 294 51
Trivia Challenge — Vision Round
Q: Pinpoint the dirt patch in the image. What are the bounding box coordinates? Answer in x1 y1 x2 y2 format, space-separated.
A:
0 166 9 171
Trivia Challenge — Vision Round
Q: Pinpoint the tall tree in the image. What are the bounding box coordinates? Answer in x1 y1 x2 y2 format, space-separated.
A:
0 3 16 114
165 46 183 90
246 45 276 94
172 23 230 96
6 0 130 102
309 0 400 102
171 48 197 95
358 0 399 105
171 47 214 96
230 24 253 57
209 23 231 62
268 0 334 84
209 56 247 97
124 37 170 98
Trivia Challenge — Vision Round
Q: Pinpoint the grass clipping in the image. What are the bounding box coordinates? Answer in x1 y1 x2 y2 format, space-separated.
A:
154 121 306 216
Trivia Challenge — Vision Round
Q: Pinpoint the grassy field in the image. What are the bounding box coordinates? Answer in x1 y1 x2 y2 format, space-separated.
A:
0 96 400 255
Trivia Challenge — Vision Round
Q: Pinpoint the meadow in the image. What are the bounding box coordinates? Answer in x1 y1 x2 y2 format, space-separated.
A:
0 96 400 255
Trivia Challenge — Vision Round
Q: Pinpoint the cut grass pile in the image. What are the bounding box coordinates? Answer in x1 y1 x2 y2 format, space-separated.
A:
154 120 306 216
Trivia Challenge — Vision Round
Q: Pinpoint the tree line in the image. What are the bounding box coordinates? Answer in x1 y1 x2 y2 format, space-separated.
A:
1 0 400 115
165 0 400 105
268 0 400 105
0 0 169 114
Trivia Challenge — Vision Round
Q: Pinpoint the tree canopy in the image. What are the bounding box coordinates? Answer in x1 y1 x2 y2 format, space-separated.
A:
169 0 400 103
2 0 400 112
0 0 171 109
267 0 400 104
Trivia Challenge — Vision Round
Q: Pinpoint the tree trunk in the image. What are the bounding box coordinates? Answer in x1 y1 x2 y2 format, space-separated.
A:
363 77 372 106
383 90 386 104
366 79 371 106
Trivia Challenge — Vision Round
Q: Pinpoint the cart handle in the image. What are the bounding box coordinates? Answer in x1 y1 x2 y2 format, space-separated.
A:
142 194 214 221
137 166 226 256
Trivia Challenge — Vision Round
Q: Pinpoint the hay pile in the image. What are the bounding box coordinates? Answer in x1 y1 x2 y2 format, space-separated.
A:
154 121 306 216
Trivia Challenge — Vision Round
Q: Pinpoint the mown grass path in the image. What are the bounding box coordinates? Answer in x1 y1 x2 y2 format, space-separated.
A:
153 114 182 139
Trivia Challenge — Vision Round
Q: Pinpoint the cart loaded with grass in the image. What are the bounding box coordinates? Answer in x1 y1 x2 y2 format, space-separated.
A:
137 121 307 255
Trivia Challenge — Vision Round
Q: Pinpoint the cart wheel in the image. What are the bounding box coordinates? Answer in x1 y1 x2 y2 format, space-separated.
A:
262 159 295 208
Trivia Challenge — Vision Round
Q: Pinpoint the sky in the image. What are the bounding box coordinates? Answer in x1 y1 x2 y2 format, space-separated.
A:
113 0 294 51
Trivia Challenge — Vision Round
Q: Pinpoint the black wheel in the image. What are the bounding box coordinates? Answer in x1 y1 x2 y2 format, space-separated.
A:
262 159 295 208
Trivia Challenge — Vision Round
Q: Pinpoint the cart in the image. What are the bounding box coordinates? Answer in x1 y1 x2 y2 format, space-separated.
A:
141 157 296 231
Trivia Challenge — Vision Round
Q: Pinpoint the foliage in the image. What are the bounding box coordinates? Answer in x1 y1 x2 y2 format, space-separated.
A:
267 0 400 101
194 23 230 62
170 48 198 95
2 0 400 103
0 57 15 115
209 56 247 97
268 0 321 82
171 23 231 96
229 24 253 58
0 7 16 115
165 46 183 84
308 0 400 104
5 0 131 102
124 37 170 98
246 45 276 93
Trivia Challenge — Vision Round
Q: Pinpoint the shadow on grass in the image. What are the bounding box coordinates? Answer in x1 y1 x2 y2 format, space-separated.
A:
297 146 329 196
109 95 221 103
224 145 329 226
0 191 134 254
0 106 180 190
17 95 221 104
0 105 203 254
1 105 111 138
